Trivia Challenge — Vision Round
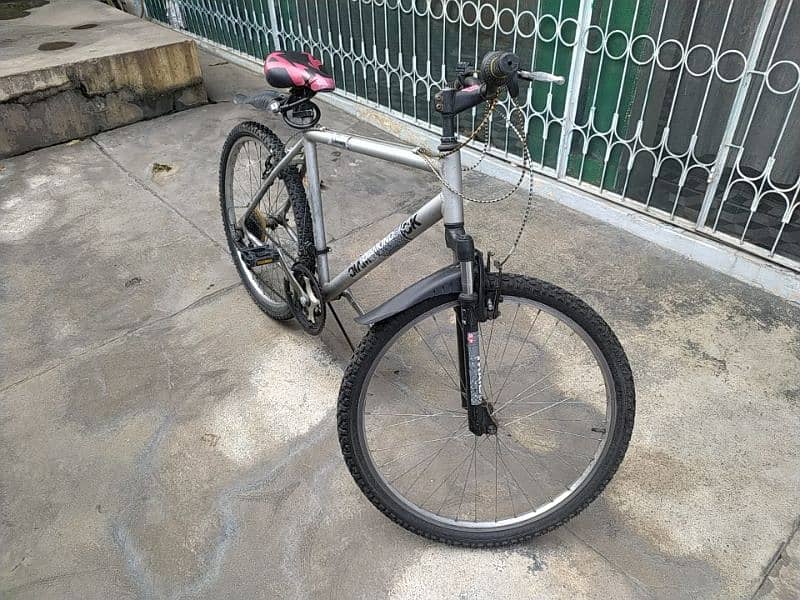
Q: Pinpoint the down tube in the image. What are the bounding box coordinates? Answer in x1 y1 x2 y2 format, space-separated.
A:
322 194 443 300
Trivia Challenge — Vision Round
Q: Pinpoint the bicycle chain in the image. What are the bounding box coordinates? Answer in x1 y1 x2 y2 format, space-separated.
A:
415 95 534 268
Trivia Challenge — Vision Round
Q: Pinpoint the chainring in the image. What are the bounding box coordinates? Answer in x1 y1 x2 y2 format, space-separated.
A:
284 263 326 335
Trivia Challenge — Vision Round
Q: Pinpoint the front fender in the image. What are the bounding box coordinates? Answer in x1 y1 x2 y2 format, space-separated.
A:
354 264 461 326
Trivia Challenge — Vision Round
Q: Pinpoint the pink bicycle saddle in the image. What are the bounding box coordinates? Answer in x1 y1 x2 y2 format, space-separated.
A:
263 51 335 93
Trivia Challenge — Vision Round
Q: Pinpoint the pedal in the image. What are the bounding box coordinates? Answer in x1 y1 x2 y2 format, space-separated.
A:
240 245 279 268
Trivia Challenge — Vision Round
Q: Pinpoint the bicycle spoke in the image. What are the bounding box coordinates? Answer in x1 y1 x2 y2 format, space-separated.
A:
233 178 250 204
387 421 466 485
497 434 548 496
384 368 461 404
431 313 459 378
538 428 602 441
366 411 463 418
494 369 559 414
496 436 517 518
503 400 583 405
357 293 619 530
473 435 479 522
491 303 520 389
370 431 471 454
430 451 473 514
501 397 575 428
366 411 462 433
402 423 469 496
492 308 540 402
496 437 537 514
482 303 501 391
455 437 477 521
244 141 255 201
494 436 499 521
412 325 460 389
495 319 569 409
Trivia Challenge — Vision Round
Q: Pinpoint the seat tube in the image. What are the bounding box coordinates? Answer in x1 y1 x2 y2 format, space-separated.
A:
302 135 330 284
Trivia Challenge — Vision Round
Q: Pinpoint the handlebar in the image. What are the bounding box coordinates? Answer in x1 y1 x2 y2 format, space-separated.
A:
434 51 565 119
478 51 565 93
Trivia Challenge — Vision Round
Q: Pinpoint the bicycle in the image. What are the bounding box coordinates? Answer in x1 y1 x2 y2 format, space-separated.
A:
220 49 635 547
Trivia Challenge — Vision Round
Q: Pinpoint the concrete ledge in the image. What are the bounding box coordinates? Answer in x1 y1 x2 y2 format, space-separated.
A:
0 0 207 157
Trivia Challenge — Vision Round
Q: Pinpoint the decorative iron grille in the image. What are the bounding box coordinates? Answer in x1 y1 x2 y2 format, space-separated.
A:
145 0 800 271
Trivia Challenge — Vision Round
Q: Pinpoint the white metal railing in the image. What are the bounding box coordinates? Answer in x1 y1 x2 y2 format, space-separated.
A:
147 0 800 272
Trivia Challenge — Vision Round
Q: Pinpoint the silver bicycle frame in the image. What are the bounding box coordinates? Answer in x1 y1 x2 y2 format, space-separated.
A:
239 127 464 302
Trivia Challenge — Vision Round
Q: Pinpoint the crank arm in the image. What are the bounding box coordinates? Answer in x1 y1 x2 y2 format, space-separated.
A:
263 230 307 301
240 222 305 303
243 228 266 247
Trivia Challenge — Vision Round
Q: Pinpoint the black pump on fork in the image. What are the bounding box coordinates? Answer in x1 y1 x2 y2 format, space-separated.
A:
447 223 502 437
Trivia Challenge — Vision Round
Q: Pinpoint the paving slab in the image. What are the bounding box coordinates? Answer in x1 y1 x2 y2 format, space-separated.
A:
0 0 206 157
0 138 237 389
756 524 800 600
1 48 798 600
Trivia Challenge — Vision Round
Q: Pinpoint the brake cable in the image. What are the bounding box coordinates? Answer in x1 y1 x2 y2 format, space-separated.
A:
415 93 534 269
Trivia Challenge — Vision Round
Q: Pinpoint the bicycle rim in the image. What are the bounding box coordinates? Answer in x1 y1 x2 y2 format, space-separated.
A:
224 134 297 309
357 295 617 531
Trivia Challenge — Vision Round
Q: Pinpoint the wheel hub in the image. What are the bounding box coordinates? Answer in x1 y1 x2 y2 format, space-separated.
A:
468 401 498 436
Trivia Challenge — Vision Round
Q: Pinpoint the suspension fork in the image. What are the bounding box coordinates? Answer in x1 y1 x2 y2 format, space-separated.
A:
448 227 498 436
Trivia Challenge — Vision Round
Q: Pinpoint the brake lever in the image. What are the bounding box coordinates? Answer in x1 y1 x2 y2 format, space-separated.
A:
455 61 477 89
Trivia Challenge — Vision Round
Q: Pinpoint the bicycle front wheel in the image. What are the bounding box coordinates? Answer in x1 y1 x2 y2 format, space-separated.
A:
337 273 635 546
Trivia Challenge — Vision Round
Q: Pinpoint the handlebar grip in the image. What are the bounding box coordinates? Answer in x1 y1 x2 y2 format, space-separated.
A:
518 70 565 85
479 51 520 89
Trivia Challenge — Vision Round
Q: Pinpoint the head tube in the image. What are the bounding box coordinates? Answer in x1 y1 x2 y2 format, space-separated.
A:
440 151 464 226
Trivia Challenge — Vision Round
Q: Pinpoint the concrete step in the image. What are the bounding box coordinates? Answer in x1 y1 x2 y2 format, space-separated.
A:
0 0 207 158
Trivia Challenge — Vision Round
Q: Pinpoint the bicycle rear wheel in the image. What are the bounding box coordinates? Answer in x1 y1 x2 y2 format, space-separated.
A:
219 121 314 320
337 273 635 546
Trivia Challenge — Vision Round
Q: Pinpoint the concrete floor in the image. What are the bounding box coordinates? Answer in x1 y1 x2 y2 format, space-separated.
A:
1 50 799 599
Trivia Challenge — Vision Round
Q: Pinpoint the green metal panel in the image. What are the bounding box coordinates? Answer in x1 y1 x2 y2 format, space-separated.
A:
566 0 653 190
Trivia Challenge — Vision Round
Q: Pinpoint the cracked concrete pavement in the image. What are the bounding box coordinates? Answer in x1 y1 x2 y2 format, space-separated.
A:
1 50 799 599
